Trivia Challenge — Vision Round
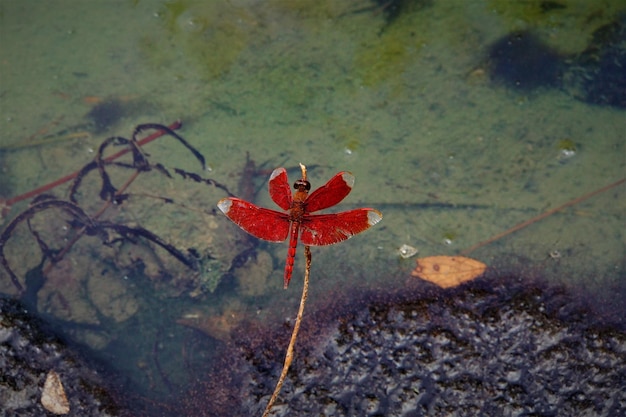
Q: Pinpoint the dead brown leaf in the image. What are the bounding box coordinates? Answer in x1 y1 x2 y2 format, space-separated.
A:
411 256 487 288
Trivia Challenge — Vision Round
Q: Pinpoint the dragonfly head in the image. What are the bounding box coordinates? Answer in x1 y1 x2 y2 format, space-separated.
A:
294 179 311 192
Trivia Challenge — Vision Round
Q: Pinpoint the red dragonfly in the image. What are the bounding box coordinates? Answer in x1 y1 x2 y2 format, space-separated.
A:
218 163 382 288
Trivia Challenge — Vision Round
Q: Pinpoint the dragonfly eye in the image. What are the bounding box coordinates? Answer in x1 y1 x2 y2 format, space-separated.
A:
294 179 311 191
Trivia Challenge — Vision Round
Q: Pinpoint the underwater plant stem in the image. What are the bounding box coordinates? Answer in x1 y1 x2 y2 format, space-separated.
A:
262 245 311 417
1 121 182 209
461 177 626 256
41 171 141 277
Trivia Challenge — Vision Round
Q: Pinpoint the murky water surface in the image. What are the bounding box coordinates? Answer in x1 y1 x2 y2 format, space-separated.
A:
1 0 624 412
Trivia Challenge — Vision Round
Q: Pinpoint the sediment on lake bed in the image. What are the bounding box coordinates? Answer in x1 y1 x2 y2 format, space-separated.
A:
180 273 626 417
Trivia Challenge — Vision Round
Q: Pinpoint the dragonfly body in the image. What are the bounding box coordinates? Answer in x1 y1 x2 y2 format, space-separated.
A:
284 173 310 285
218 164 382 288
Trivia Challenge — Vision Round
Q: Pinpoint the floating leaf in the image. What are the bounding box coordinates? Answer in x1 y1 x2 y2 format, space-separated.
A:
411 256 486 288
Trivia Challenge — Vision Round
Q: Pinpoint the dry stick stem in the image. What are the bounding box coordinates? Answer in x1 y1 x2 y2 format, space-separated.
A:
30 116 64 138
262 245 312 417
460 177 626 256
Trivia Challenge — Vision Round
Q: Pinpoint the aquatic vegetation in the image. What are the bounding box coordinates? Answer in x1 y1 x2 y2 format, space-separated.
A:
353 3 431 87
488 0 569 31
557 138 576 152
352 1 453 89
571 16 626 108
355 30 413 87
487 0 626 54
268 0 346 19
556 138 577 161
182 275 626 416
0 124 236 322
379 0 435 27
343 138 361 154
140 1 254 80
441 230 457 245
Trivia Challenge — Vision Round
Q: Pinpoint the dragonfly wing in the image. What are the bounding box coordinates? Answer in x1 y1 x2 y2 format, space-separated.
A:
299 209 382 246
218 197 290 242
268 167 293 211
305 171 355 213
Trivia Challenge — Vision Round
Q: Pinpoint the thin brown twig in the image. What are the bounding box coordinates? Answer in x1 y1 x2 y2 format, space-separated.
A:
460 177 626 256
24 116 65 143
0 121 183 220
262 245 311 417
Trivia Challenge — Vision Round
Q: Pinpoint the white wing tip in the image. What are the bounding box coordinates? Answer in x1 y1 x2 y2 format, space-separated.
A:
270 167 286 181
368 210 383 226
341 172 355 188
217 198 233 214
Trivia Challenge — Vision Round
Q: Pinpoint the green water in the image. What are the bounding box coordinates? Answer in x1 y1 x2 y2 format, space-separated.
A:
1 0 624 407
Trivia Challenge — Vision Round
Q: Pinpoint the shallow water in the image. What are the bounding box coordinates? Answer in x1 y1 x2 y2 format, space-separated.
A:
1 0 624 411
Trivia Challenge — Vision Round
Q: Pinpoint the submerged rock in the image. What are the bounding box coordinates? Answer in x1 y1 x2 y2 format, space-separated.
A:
184 276 626 417
0 297 124 417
